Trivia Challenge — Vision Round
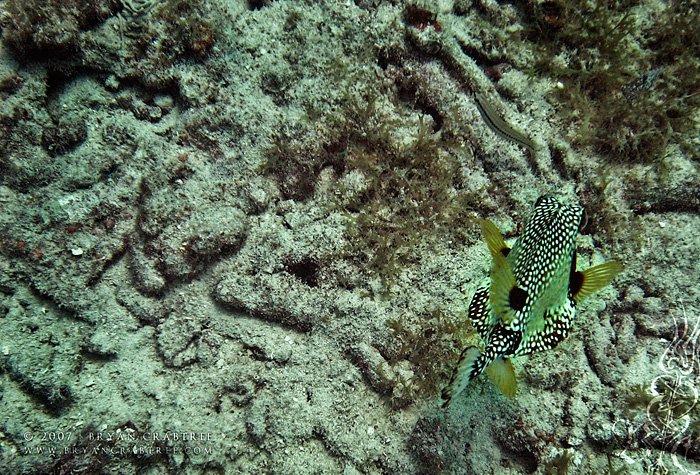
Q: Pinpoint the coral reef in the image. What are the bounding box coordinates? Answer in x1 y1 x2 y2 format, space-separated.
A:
0 0 698 474
3 0 120 58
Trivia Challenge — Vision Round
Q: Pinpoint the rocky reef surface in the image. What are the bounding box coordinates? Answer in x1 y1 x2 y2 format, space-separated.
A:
0 0 698 474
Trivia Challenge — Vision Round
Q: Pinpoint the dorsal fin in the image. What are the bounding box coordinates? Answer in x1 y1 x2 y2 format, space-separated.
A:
572 261 623 302
479 219 510 259
485 357 516 398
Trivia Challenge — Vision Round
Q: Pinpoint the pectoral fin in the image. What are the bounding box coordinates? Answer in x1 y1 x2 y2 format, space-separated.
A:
489 255 527 326
479 219 510 259
571 261 623 302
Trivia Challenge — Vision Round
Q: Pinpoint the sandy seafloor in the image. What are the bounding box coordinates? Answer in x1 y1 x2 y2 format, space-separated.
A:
0 0 699 474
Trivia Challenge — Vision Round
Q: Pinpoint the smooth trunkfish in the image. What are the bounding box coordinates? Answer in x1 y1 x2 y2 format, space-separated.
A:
442 195 622 406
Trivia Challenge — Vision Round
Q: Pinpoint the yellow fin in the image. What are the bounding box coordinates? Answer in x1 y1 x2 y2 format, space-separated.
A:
573 261 623 302
485 357 517 398
479 218 509 259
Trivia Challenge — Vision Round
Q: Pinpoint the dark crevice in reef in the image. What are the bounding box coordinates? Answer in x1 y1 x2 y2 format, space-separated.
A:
0 354 73 415
246 0 275 10
627 181 700 215
455 38 505 70
282 254 320 288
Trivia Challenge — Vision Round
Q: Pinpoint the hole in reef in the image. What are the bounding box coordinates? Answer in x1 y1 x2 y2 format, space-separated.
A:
282 255 320 287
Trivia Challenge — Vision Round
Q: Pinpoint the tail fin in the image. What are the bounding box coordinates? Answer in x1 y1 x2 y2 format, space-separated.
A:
441 346 489 407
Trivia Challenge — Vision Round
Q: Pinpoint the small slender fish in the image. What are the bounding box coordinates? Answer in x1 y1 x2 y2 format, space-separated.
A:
442 195 622 406
475 93 537 159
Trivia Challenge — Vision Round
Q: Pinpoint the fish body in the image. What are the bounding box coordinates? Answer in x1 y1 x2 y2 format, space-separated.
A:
442 195 621 406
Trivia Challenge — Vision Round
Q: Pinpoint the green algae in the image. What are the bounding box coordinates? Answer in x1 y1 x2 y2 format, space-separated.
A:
526 0 700 163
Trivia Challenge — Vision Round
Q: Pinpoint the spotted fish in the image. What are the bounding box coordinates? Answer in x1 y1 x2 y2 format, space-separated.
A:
442 195 622 406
